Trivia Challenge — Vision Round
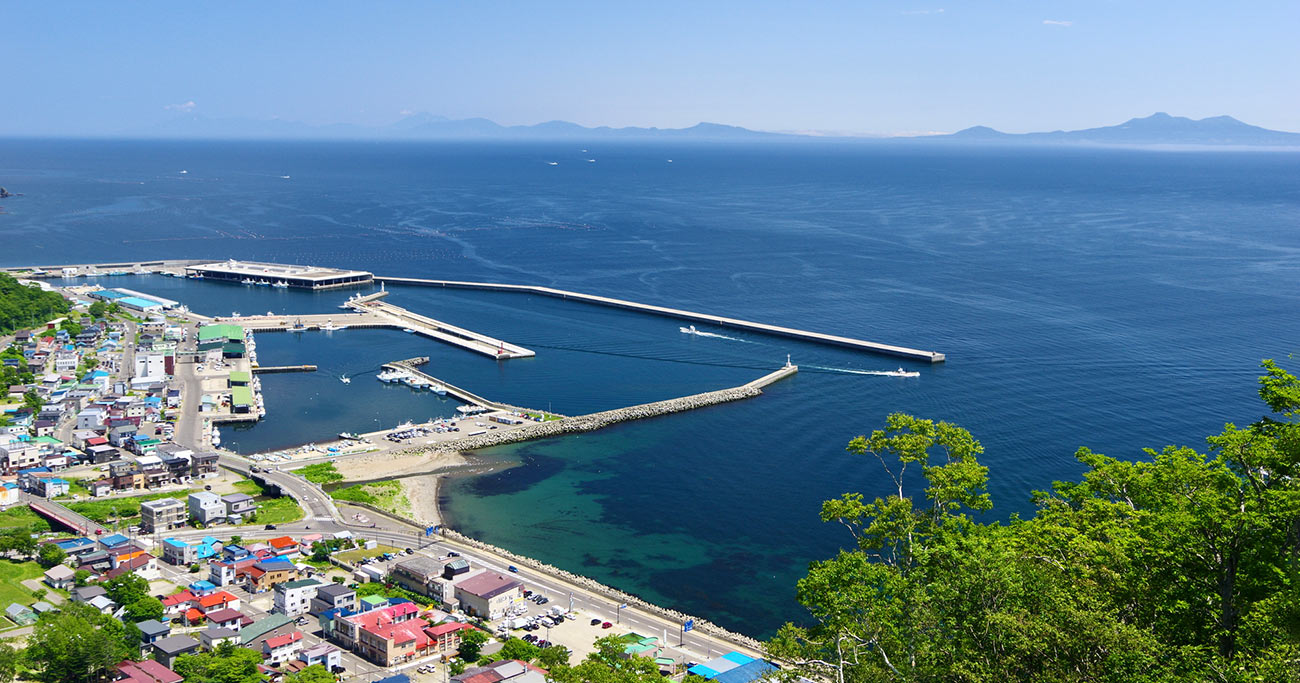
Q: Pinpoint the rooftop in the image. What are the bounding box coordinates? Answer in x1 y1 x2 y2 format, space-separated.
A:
456 572 523 599
188 260 372 283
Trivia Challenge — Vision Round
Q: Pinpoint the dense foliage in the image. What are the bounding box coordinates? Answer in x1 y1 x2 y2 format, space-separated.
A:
23 603 135 683
769 360 1300 682
0 274 69 335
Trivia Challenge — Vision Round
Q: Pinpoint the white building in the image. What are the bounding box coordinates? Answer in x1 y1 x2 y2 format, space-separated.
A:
134 354 167 383
273 578 321 616
187 491 225 524
76 407 106 431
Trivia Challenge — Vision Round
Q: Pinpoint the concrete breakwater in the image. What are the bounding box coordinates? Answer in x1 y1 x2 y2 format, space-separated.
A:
378 275 945 363
398 365 795 457
440 527 767 655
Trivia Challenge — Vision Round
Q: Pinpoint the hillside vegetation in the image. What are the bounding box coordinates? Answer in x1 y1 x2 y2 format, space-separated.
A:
0 274 70 335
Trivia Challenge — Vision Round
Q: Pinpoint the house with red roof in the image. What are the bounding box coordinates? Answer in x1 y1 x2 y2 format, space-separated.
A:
267 536 300 558
160 589 195 617
262 630 305 664
113 659 183 683
198 590 241 612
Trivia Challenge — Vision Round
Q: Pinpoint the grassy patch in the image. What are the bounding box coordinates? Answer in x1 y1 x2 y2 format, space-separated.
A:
231 479 262 495
0 506 51 533
333 544 403 564
255 496 304 525
66 492 179 529
0 560 47 611
525 412 563 422
297 462 343 485
330 480 409 516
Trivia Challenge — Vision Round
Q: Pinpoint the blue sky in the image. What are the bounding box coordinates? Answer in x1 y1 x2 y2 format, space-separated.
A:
4 1 1297 136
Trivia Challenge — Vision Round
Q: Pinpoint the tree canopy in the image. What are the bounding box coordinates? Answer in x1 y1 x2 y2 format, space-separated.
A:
23 603 134 683
0 274 70 335
768 360 1300 682
173 643 266 683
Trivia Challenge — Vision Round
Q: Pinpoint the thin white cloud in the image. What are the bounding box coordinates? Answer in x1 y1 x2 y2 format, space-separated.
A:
1042 19 1073 26
399 109 414 116
902 8 944 15
165 100 197 112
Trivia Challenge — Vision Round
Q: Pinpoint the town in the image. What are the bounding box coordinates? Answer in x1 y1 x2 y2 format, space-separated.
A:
0 269 779 683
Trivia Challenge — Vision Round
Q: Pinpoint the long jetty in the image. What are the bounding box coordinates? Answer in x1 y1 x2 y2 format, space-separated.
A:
253 365 317 374
377 276 945 363
396 363 798 456
383 359 517 412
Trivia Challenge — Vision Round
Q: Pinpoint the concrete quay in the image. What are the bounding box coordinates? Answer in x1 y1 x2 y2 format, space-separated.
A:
378 275 946 363
383 360 509 411
252 365 318 373
347 297 535 360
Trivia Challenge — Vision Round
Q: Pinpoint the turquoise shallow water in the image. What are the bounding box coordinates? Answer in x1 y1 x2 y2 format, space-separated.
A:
3 139 1299 636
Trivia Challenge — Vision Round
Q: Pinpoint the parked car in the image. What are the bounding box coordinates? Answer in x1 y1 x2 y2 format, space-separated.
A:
602 622 613 629
590 618 601 626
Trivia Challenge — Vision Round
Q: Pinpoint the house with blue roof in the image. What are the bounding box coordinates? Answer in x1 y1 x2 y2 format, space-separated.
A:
688 652 779 683
55 537 97 556
99 533 131 550
189 580 217 596
162 536 220 565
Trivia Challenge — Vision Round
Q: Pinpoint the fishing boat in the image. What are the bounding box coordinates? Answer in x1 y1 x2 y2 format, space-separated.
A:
230 311 242 318
339 432 360 440
402 328 415 334
241 278 256 285
339 375 351 384
429 383 448 396
291 319 307 332
882 367 921 378
272 280 289 288
187 272 203 279
376 369 404 383
211 427 221 447
321 320 348 331
680 325 698 335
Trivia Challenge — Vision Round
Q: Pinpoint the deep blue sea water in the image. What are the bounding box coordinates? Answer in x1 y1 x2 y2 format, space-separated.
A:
3 139 1298 637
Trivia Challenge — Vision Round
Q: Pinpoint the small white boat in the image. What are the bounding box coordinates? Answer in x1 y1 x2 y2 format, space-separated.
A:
340 375 351 384
547 161 558 166
339 432 360 440
321 320 348 331
272 280 289 288
430 384 448 396
231 311 242 318
402 328 415 334
376 370 403 383
280 175 291 179
180 170 188 174
211 427 221 447
241 278 256 285
680 325 698 335
882 367 921 378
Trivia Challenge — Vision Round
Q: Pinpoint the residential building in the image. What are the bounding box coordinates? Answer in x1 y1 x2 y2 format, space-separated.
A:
299 643 343 671
268 535 299 558
221 492 255 517
113 659 184 683
187 491 224 524
453 572 524 620
72 585 108 604
240 613 296 649
140 498 186 534
310 583 356 615
451 660 548 683
150 635 200 669
135 619 171 646
197 590 241 613
390 556 444 598
263 630 305 665
160 536 219 566
274 578 322 617
203 608 245 631
249 559 298 592
43 564 76 589
200 626 241 651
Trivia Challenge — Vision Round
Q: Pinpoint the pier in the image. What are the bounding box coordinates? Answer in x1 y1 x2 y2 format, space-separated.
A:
377 276 945 363
253 365 318 374
382 358 553 414
346 296 535 359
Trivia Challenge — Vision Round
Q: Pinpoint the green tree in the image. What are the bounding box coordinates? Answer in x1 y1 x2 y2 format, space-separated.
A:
36 542 66 568
0 642 18 683
457 628 491 661
88 301 108 319
22 389 42 414
103 573 150 606
0 528 37 558
768 361 1300 682
173 643 265 683
23 603 133 683
124 596 165 622
535 644 572 670
449 660 467 676
285 664 335 683
547 636 666 683
72 569 92 587
495 637 541 663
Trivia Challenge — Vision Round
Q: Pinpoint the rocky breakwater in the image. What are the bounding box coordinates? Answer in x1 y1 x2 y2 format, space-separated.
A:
441 527 768 655
401 384 766 456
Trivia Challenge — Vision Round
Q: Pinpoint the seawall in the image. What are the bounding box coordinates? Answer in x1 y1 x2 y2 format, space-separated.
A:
378 275 945 363
397 365 795 456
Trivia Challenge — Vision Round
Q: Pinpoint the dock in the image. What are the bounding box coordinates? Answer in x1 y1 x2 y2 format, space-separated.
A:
376 276 945 363
253 365 317 374
382 358 553 414
347 296 534 359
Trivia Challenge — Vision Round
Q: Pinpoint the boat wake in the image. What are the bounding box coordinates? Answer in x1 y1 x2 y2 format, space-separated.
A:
679 325 756 343
805 364 921 378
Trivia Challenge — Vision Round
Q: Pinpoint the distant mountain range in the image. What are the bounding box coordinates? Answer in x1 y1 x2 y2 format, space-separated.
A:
939 112 1300 146
137 112 1300 146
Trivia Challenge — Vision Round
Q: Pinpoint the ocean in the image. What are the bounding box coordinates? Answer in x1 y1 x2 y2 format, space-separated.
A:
2 138 1298 637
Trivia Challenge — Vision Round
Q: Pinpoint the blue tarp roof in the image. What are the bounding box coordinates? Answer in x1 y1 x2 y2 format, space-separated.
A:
99 533 129 547
689 653 759 680
714 660 778 683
